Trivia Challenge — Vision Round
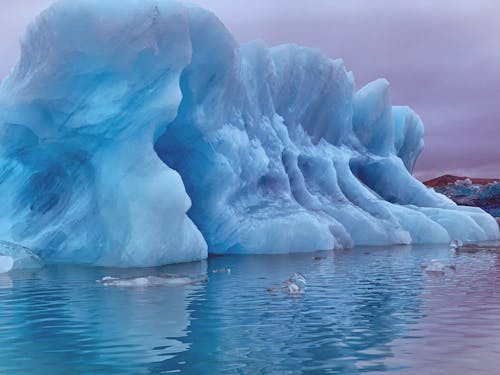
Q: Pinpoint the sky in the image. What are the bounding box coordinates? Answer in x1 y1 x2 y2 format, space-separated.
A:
1 1 499 180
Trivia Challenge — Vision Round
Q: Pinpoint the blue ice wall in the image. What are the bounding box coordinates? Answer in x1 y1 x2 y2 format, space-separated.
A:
0 0 498 266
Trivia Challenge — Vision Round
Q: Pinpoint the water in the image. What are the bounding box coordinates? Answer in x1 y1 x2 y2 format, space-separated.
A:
1 244 500 374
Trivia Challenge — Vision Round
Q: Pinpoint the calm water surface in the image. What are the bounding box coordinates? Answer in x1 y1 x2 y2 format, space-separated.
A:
1 244 500 374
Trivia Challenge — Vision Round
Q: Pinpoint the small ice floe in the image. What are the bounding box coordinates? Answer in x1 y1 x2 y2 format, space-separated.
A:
423 259 445 274
450 239 464 249
267 272 308 295
290 272 307 285
421 259 456 275
281 279 303 295
97 274 208 288
212 268 231 274
280 272 307 296
0 256 14 274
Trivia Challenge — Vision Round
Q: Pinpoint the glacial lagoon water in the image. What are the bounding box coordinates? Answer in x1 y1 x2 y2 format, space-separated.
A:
1 244 500 374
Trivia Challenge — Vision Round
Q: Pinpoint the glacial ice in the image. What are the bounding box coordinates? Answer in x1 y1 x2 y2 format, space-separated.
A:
281 272 307 295
0 0 498 267
450 239 464 249
421 259 456 274
0 256 14 274
0 240 44 270
97 274 208 288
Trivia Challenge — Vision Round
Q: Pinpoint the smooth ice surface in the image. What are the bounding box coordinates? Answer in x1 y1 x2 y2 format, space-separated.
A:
0 0 498 266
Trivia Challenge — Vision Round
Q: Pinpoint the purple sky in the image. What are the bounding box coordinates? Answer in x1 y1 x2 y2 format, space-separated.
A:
1 1 499 180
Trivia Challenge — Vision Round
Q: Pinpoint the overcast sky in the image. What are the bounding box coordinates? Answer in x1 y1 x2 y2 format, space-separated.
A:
1 0 499 180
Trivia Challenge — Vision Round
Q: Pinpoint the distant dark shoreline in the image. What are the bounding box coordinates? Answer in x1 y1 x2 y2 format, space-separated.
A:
424 174 499 188
424 174 500 220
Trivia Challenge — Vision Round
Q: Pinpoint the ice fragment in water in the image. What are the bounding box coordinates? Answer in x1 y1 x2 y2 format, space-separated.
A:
281 272 307 295
450 239 464 249
97 274 208 287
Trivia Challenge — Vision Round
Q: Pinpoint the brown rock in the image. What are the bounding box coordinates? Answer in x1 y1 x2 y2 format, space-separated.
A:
423 174 499 188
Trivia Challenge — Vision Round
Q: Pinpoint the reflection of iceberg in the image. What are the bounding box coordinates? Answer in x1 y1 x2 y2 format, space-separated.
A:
156 249 425 373
0 274 12 289
384 254 500 373
0 261 207 373
0 0 498 267
0 256 13 274
0 240 43 270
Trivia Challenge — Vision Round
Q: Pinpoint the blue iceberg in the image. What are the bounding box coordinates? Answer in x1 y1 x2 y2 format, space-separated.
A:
0 0 498 267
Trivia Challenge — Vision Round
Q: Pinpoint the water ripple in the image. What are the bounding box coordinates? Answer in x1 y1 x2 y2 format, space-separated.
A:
1 245 500 373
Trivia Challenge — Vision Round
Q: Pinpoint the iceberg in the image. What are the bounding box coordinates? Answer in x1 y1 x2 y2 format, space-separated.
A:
0 0 498 267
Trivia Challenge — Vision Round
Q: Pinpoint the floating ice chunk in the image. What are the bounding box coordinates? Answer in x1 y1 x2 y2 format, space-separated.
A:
281 280 303 295
290 272 307 285
0 256 14 274
267 272 307 295
450 239 464 249
422 259 445 274
422 259 456 274
212 268 231 274
281 272 307 295
97 274 208 288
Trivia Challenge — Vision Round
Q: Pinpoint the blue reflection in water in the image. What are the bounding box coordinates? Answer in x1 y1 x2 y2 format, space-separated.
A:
1 245 500 374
